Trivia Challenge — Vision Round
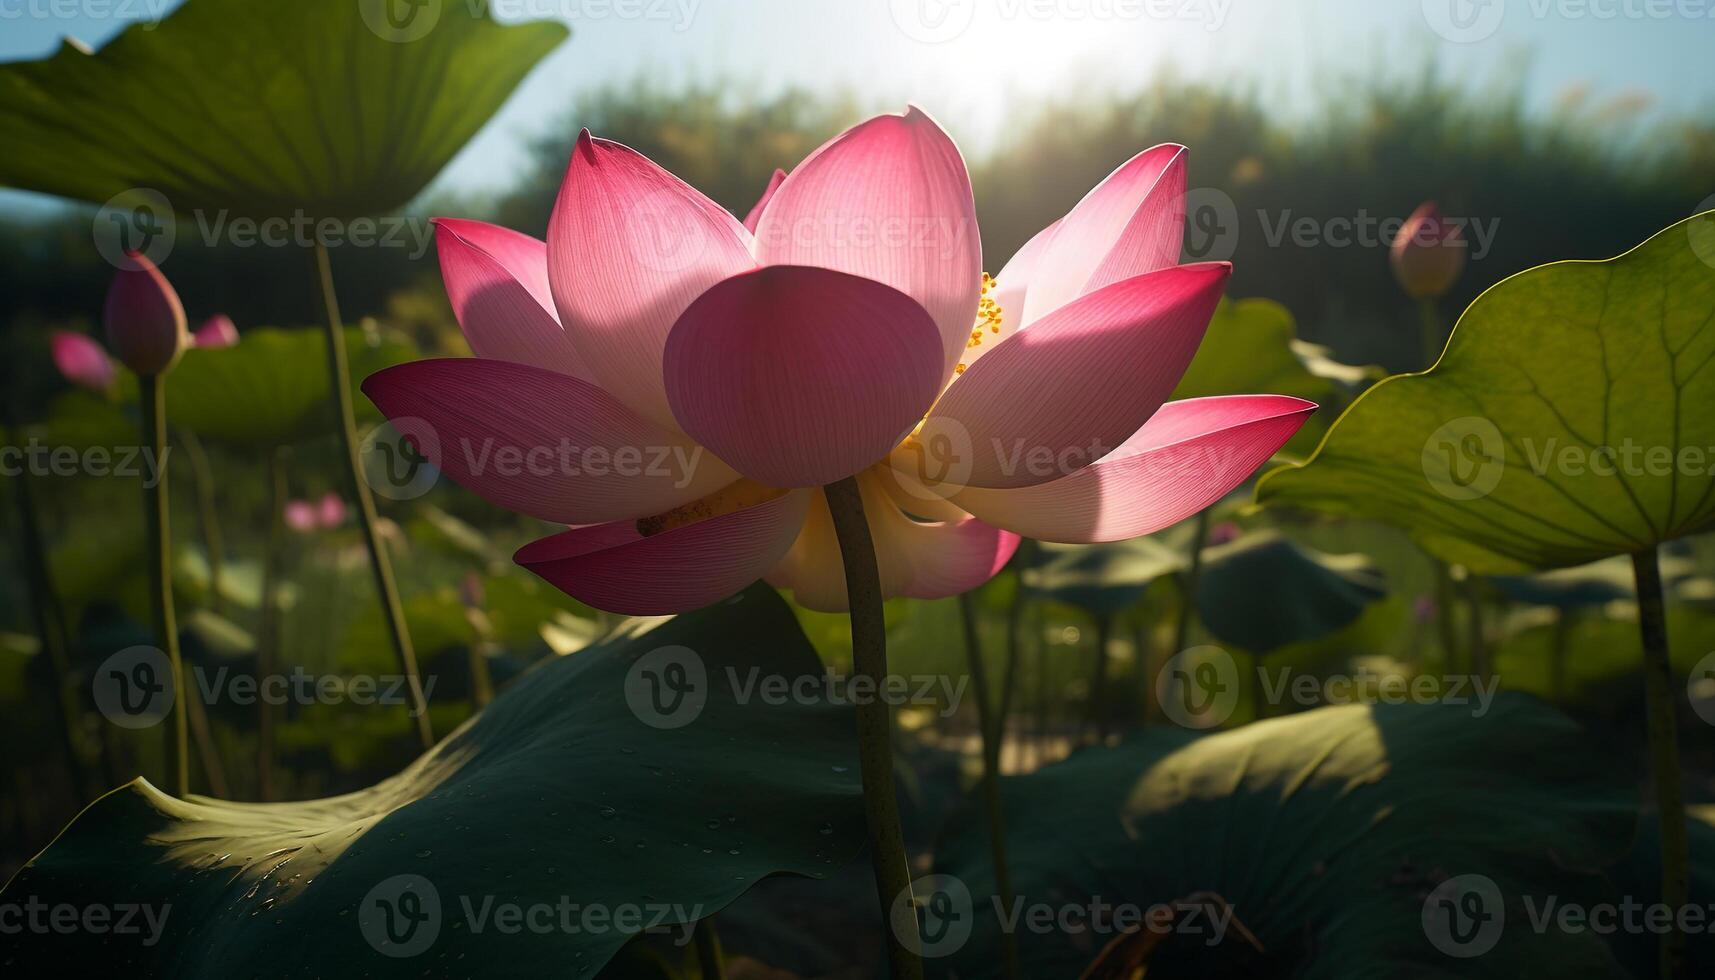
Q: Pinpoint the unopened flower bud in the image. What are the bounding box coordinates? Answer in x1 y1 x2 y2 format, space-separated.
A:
103 252 188 375
194 314 239 349
1391 202 1466 300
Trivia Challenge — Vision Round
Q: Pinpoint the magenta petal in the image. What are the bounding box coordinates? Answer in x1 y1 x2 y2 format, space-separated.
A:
50 331 117 392
547 131 757 428
362 357 738 525
926 263 1230 490
193 314 239 349
664 266 945 488
754 108 982 381
1022 144 1187 325
515 490 810 615
436 219 591 380
283 500 316 533
953 395 1316 542
742 168 787 233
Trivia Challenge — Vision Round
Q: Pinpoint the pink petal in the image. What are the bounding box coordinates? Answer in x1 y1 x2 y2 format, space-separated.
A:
952 395 1316 543
742 168 787 233
315 493 347 528
436 219 591 381
753 108 982 381
283 500 317 533
103 252 187 376
516 489 811 615
1021 144 1186 326
767 473 1018 612
547 131 757 429
924 263 1229 491
193 314 240 349
663 265 945 488
50 331 116 392
362 357 738 525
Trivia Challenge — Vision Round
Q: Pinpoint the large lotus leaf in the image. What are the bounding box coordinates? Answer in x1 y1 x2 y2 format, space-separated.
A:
1193 532 1386 653
155 326 415 446
0 586 864 977
1258 214 1715 573
0 0 567 218
932 697 1641 978
1171 299 1351 455
1022 539 1188 617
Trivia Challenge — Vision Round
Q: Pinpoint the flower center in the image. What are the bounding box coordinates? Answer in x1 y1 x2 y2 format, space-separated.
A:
954 272 1003 376
637 479 786 537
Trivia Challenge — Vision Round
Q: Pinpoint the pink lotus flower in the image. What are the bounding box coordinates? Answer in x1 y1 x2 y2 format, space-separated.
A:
193 314 240 349
285 493 347 533
50 330 117 392
1391 201 1467 299
364 109 1314 614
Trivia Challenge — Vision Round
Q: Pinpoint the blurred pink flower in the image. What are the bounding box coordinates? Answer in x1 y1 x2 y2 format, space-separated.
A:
1390 201 1467 300
1208 521 1243 546
50 330 117 392
365 108 1315 614
103 252 187 376
285 493 347 533
193 314 240 348
283 500 318 533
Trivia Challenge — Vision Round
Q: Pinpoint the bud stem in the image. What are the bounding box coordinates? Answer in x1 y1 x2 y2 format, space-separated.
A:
1632 546 1687 980
138 372 188 797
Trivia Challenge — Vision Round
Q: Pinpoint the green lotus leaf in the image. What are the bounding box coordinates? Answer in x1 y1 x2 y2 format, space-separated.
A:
1258 213 1715 573
1022 538 1188 617
933 697 1648 978
0 586 864 977
0 0 567 218
1194 532 1387 653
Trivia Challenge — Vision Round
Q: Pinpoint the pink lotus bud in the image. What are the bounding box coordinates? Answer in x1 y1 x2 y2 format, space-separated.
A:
193 314 240 349
283 500 317 533
50 330 117 392
1208 521 1242 546
1391 202 1467 300
315 492 347 528
102 252 188 375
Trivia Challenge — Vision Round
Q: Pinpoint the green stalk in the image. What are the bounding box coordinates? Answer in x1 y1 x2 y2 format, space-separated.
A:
1417 297 1445 369
312 242 433 749
1089 613 1112 742
255 448 288 801
139 372 188 797
1632 547 1687 980
1170 510 1211 657
692 917 724 979
957 591 1019 980
1462 575 1490 681
10 471 90 797
823 477 923 980
1433 562 1464 674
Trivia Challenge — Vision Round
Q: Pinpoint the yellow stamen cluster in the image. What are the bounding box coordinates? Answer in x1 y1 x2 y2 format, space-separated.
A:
955 273 1003 375
637 479 785 537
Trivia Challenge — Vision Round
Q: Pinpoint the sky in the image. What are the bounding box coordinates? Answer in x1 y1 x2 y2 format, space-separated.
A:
2 0 1712 215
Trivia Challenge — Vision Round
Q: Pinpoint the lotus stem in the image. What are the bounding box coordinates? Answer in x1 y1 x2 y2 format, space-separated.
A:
958 591 1019 980
1462 574 1490 681
311 241 433 749
1170 509 1211 658
1432 562 1463 674
9 469 91 797
1417 297 1444 369
256 448 288 801
1089 613 1112 742
823 476 923 980
692 917 724 979
1632 546 1688 980
138 372 188 797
